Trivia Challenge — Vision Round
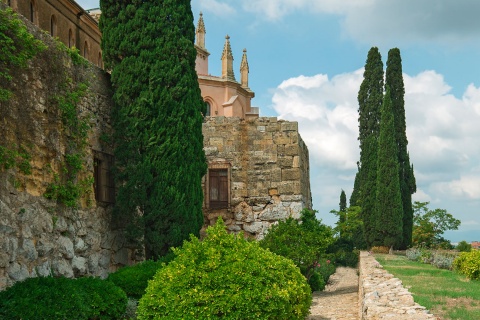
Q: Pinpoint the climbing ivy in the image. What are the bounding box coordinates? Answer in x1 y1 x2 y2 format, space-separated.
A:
0 144 32 174
44 81 93 207
0 6 46 101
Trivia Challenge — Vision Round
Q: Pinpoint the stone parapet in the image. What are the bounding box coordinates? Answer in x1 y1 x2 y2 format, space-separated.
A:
358 251 437 319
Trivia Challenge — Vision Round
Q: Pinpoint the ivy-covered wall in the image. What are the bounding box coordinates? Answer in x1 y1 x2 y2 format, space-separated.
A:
0 4 135 290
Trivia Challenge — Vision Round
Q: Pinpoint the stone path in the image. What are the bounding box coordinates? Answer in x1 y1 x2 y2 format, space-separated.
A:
308 267 359 320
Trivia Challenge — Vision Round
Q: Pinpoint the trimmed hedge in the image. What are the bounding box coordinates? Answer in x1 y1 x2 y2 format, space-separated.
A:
0 276 127 319
107 253 174 299
137 218 312 319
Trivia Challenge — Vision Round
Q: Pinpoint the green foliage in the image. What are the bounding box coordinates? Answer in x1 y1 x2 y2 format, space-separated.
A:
412 201 460 248
406 247 458 270
260 208 334 289
376 87 403 248
0 7 47 101
136 218 312 319
44 82 92 207
0 276 127 319
307 271 325 292
386 48 416 250
100 0 207 259
0 144 32 175
356 47 384 247
107 254 174 299
453 250 480 280
457 240 472 252
331 205 366 250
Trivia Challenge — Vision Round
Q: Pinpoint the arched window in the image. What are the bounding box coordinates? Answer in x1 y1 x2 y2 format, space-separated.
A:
50 15 57 37
83 41 89 58
29 0 37 25
205 101 211 116
68 29 74 48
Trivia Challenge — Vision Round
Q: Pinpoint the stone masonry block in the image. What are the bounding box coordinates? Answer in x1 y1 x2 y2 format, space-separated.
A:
280 121 298 132
282 168 301 181
285 144 299 156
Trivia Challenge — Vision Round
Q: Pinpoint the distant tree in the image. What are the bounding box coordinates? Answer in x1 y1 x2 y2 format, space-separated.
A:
100 0 207 259
385 48 416 249
356 47 384 247
412 201 461 248
339 190 347 226
375 88 403 248
456 240 472 252
330 206 366 250
349 166 361 207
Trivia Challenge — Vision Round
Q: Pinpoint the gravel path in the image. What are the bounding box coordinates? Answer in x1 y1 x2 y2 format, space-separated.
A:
308 267 359 320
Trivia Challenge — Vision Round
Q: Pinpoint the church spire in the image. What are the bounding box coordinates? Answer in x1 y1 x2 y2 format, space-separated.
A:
221 35 235 81
195 12 206 49
240 48 249 88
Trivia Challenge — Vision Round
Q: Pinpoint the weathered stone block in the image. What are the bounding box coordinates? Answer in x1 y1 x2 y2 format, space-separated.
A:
285 144 299 156
277 181 301 195
282 168 301 181
72 256 87 276
59 236 74 259
277 156 293 168
7 262 29 282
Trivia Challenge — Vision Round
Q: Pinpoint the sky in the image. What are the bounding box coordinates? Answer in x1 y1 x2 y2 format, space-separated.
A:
77 0 480 243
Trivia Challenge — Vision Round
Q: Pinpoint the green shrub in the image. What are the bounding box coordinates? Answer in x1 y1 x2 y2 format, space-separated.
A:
260 208 334 290
431 251 457 270
406 247 422 261
107 253 174 299
0 276 127 319
453 250 480 280
308 271 325 291
137 218 312 320
317 259 336 284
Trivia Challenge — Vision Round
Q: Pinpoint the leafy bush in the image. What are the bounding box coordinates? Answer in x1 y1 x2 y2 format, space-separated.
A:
137 218 312 320
453 250 480 280
406 247 422 261
457 240 472 252
260 208 334 290
308 271 325 292
432 251 456 270
0 276 127 319
107 253 174 299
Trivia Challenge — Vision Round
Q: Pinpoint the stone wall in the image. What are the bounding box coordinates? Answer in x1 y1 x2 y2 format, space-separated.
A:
0 10 134 290
358 252 437 319
202 116 312 239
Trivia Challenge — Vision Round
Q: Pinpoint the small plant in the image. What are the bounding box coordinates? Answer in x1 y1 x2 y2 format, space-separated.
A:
136 218 312 319
0 276 127 319
431 251 456 270
107 254 174 299
406 247 422 261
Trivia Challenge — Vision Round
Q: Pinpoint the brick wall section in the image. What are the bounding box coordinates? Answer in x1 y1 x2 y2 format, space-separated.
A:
358 251 437 319
202 116 312 239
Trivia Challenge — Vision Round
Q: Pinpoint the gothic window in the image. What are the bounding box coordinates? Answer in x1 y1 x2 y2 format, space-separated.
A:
205 101 211 116
83 41 89 58
93 151 115 204
68 29 74 48
208 169 228 209
50 15 56 37
29 0 37 25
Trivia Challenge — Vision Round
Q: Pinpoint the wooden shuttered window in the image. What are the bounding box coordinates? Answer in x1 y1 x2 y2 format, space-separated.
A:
93 151 115 204
209 169 228 209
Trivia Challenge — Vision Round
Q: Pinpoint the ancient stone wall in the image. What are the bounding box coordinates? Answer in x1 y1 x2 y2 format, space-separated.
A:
0 9 134 290
358 252 437 319
202 116 312 239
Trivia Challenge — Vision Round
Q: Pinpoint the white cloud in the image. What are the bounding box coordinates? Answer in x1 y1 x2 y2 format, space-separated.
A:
271 68 480 227
196 0 235 17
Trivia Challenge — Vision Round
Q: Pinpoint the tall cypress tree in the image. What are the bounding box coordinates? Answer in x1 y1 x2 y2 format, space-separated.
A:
376 88 403 248
356 47 384 247
100 0 207 259
339 190 347 213
385 48 416 249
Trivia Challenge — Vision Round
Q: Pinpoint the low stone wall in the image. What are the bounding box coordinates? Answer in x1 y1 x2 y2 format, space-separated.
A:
358 251 437 319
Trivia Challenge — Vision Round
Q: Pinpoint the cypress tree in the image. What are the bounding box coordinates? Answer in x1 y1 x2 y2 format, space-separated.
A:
339 190 347 213
385 48 416 249
376 87 403 248
100 0 207 259
356 47 384 247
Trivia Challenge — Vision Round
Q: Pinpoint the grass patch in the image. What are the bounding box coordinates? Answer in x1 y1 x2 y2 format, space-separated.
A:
375 254 480 320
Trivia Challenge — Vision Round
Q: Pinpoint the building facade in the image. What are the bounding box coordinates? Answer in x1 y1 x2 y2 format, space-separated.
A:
6 0 102 67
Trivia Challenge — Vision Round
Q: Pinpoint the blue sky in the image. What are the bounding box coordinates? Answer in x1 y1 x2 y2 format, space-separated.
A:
77 0 480 243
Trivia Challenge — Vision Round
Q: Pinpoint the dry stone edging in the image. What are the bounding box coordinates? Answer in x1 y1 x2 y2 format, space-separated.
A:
358 251 438 319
